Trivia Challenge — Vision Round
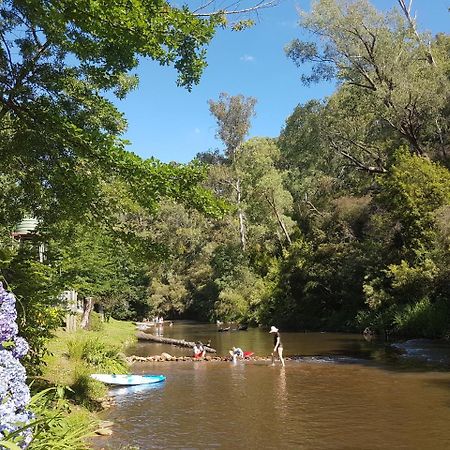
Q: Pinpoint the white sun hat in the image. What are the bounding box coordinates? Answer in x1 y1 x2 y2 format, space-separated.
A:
269 326 279 333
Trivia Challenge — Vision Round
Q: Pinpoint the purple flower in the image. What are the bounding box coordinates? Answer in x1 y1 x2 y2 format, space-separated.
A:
12 336 29 359
0 282 33 448
0 320 18 342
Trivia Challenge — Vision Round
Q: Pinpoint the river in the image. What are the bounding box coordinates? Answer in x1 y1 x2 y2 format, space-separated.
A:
94 322 450 449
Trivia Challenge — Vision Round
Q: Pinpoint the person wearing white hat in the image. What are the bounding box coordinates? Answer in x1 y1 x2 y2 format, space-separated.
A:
269 326 285 367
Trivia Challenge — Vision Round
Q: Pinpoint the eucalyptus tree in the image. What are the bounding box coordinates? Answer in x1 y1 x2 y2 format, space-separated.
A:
237 137 294 248
286 0 450 166
278 100 346 223
208 93 257 251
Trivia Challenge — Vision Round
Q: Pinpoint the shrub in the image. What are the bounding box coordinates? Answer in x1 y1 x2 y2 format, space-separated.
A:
69 368 107 410
67 336 128 373
87 312 104 332
29 387 96 449
394 298 450 338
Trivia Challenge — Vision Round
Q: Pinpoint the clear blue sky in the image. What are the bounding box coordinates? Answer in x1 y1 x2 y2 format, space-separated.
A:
113 0 449 163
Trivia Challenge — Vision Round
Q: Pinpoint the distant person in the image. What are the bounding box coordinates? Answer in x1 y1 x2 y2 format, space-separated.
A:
229 346 244 362
269 326 285 367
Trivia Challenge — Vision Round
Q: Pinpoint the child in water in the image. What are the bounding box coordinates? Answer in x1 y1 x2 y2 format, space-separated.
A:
229 346 244 362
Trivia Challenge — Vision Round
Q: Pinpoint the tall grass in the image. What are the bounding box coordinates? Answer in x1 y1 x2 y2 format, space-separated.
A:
67 336 128 373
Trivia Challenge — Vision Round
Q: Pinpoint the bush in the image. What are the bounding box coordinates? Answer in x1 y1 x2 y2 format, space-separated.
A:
67 336 128 373
69 368 107 410
1 388 97 450
87 312 104 332
393 298 450 338
29 387 97 449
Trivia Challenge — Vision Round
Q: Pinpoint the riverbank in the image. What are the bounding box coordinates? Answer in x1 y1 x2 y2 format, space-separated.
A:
44 318 136 387
32 319 137 447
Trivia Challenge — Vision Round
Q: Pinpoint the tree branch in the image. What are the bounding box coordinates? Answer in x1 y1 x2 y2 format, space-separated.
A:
193 0 277 17
397 0 435 65
302 193 324 217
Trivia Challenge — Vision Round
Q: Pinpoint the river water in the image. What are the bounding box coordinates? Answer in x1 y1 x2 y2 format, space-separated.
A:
94 322 450 450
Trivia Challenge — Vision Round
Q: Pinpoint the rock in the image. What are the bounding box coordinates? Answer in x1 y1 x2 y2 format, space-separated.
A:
161 352 173 360
99 420 114 428
96 428 113 436
387 344 406 355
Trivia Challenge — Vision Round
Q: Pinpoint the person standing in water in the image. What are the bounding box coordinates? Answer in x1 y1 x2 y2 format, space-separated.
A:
269 326 285 367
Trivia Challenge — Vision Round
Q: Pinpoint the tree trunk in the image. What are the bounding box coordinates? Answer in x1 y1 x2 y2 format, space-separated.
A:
80 296 94 329
265 194 292 246
136 332 217 353
236 178 247 251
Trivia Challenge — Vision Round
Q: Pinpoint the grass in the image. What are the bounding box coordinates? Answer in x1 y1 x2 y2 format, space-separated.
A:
43 318 136 388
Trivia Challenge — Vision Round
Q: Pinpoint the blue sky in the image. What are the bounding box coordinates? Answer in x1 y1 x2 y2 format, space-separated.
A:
113 0 449 163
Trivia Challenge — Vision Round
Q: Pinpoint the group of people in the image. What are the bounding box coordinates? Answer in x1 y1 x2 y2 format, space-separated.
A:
194 325 285 366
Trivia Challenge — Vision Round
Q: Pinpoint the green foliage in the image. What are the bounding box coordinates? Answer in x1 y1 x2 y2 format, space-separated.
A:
214 265 270 322
393 298 450 338
69 369 108 410
28 388 97 449
208 93 257 160
0 0 227 230
87 312 104 332
67 336 128 374
287 0 449 159
1 244 65 375
0 388 97 450
376 149 450 254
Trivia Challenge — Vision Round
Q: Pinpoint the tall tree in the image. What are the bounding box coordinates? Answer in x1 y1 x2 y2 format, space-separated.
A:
286 0 450 162
208 93 257 250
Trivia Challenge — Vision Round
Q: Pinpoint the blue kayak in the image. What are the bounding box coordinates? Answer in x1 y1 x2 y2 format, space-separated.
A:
91 373 166 386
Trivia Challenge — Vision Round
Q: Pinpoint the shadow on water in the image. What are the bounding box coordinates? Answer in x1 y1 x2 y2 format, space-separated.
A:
301 340 450 373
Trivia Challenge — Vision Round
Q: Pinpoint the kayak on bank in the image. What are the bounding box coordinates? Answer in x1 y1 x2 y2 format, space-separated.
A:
91 373 166 386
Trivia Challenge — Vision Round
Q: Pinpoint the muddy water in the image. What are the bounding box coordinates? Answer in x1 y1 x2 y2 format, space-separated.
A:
95 323 450 450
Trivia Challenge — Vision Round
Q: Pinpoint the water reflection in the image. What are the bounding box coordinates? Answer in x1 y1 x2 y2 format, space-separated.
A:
109 381 165 398
275 367 288 421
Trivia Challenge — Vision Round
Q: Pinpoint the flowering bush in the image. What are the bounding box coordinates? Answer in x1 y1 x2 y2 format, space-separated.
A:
0 282 33 448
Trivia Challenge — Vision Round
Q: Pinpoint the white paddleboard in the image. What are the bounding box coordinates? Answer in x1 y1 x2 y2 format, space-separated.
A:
91 373 166 386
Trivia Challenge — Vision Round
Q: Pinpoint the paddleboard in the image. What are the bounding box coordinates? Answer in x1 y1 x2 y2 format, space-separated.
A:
91 373 166 386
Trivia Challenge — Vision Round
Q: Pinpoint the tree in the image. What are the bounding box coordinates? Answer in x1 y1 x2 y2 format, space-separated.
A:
238 137 294 247
0 1 267 228
208 92 257 251
208 93 257 162
286 0 450 161
278 100 348 221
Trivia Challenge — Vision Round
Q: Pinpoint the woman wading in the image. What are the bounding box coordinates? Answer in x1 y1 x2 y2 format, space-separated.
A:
269 326 285 367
